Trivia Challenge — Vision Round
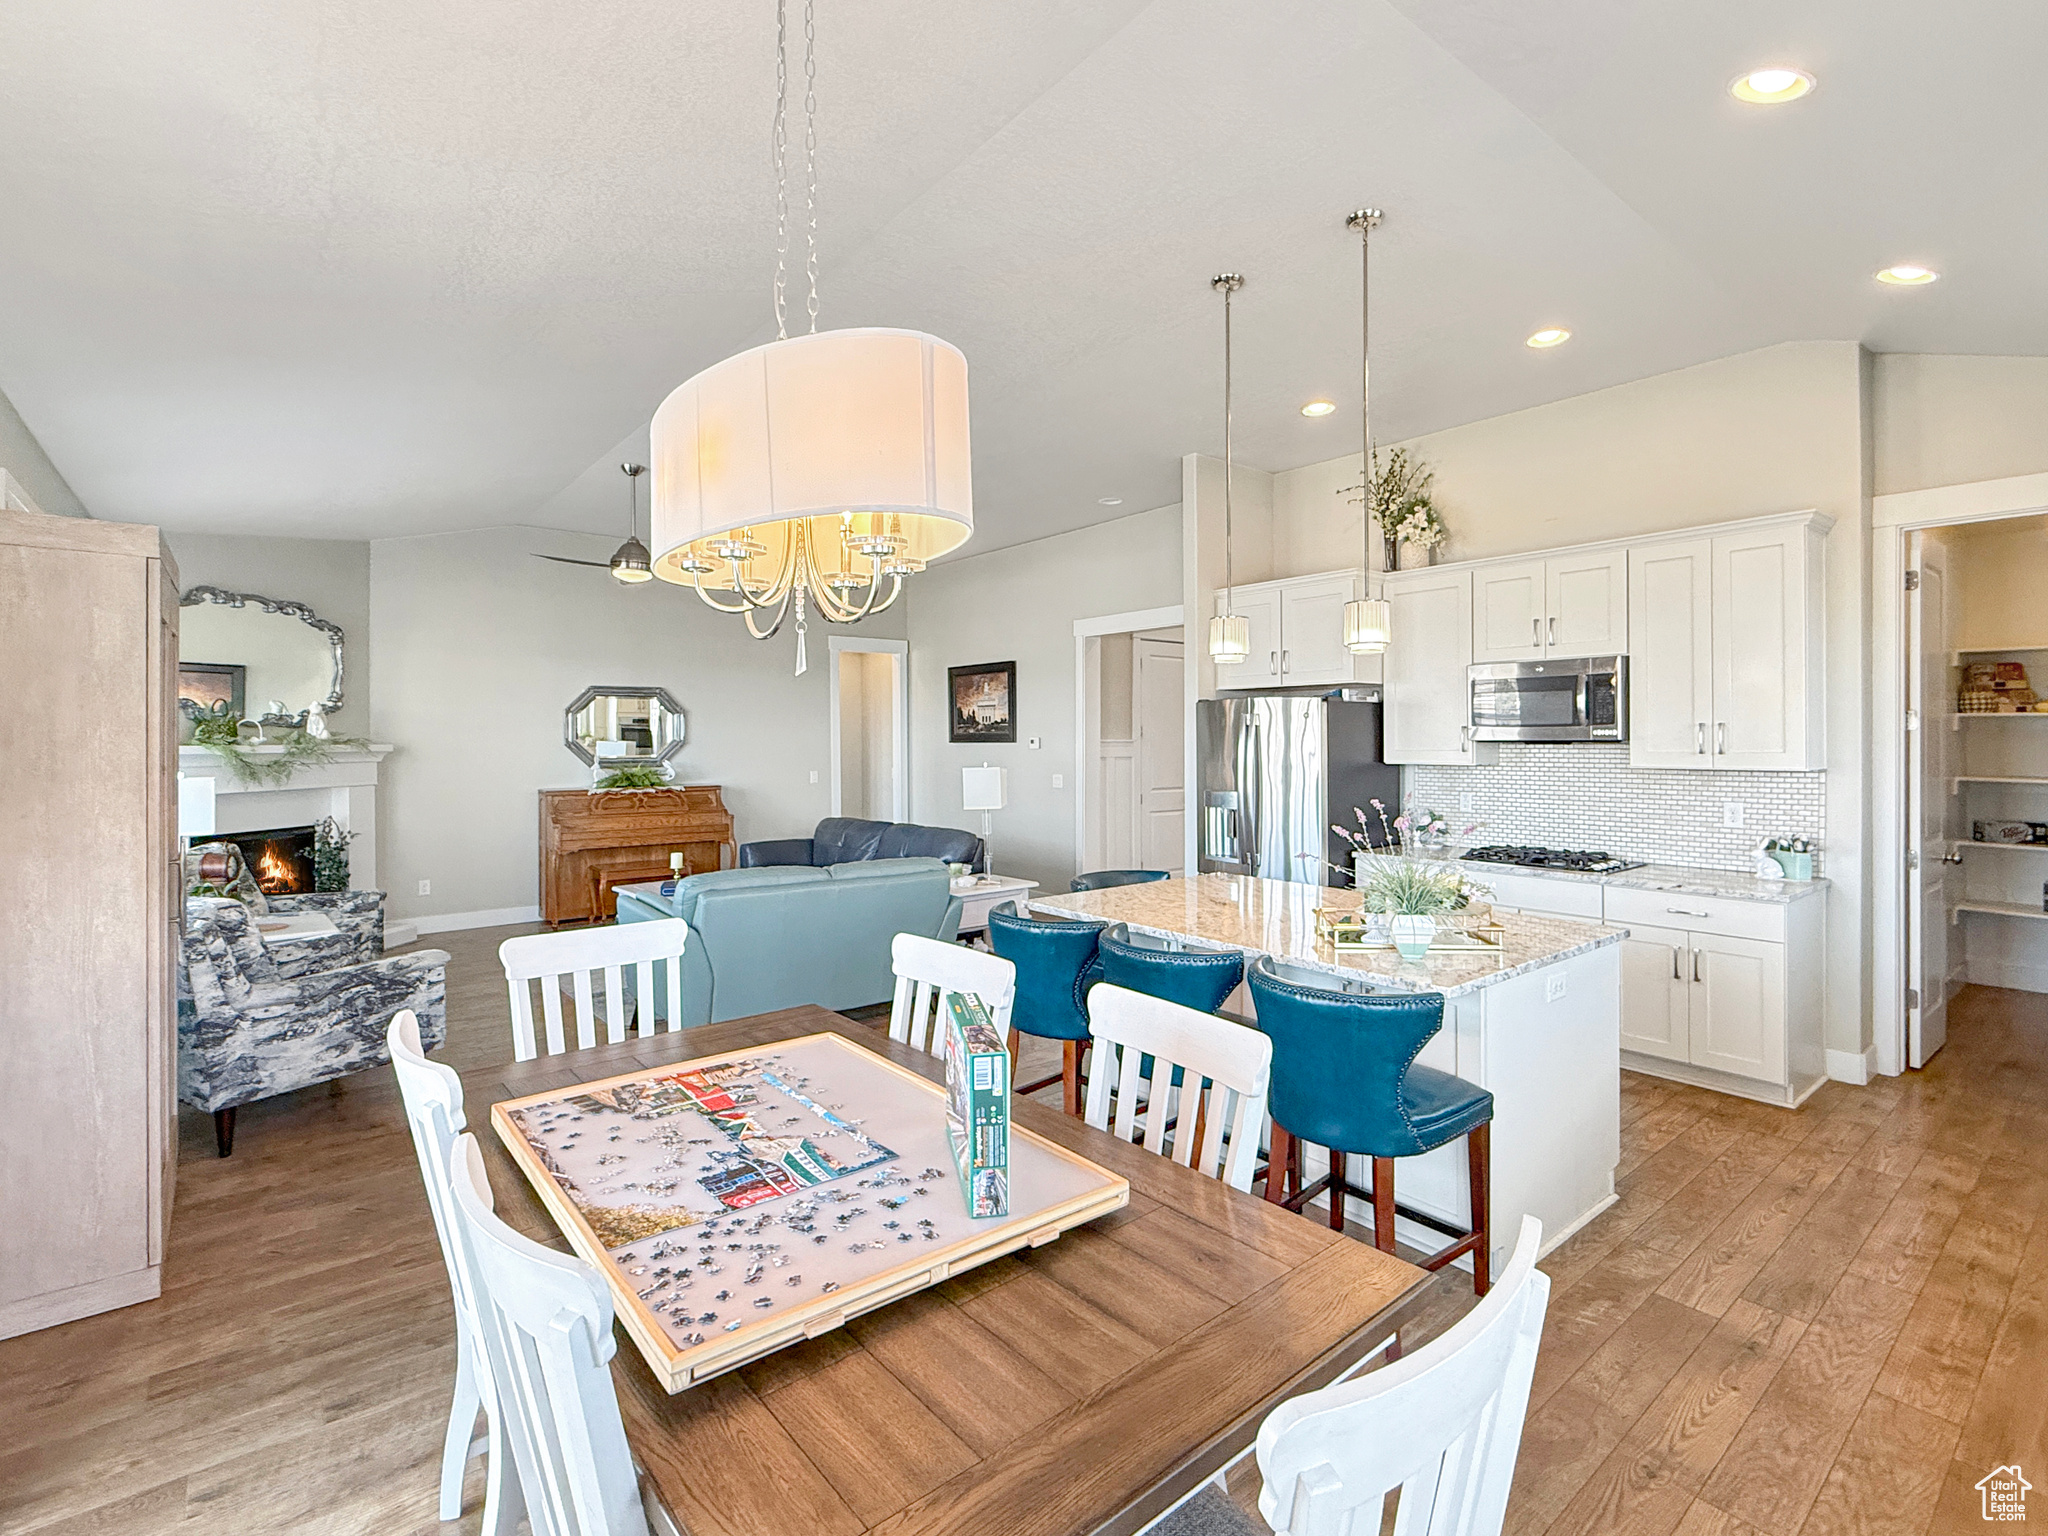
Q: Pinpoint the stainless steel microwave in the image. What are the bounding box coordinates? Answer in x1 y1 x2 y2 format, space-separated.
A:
1468 655 1628 742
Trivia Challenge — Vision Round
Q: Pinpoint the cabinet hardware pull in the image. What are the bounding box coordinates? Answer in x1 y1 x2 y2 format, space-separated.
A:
1671 949 1682 981
1270 650 1278 673
1549 616 1558 645
1693 950 1703 984
1696 722 1706 755
1531 617 1540 644
1667 907 1710 917
1716 722 1726 755
1281 649 1289 673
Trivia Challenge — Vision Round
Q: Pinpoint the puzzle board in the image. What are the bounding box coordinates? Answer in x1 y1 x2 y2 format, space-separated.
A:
490 1031 1129 1390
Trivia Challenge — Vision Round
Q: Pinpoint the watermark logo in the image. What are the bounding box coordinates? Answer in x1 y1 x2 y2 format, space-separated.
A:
1978 1465 2030 1522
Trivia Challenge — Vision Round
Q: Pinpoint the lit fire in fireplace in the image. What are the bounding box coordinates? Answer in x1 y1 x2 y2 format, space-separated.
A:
255 842 304 895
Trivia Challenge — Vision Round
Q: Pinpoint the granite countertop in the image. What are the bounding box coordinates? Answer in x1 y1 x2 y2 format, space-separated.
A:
1031 873 1623 998
1437 848 1828 904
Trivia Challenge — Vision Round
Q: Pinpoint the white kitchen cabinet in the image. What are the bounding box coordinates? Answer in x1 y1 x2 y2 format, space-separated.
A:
1384 568 1497 766
1628 520 1826 772
1211 569 1380 690
1628 539 1715 768
1617 921 1691 1063
1280 573 1367 685
1710 524 1823 770
1470 871 1825 1105
1213 585 1282 687
1472 560 1547 663
1690 932 1788 1083
1471 550 1628 664
1547 548 1629 655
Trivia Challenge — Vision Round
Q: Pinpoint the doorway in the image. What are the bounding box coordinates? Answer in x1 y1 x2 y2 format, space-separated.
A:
1875 477 2048 1075
1076 610 1186 877
828 638 907 823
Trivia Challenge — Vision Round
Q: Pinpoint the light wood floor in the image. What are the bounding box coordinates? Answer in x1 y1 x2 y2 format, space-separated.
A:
5 928 2043 1536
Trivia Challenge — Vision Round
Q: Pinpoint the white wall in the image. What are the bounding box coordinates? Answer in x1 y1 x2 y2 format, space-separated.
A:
164 532 375 737
907 504 1182 890
0 384 88 518
1873 355 2048 496
1242 342 1874 1060
370 525 904 924
836 649 896 822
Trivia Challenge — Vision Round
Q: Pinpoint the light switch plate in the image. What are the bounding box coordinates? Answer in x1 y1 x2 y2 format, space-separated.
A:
1545 971 1567 1002
1052 774 1064 789
1027 736 1042 749
417 879 432 896
809 770 819 784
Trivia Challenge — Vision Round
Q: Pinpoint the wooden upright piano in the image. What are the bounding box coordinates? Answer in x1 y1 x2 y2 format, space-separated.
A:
539 786 735 926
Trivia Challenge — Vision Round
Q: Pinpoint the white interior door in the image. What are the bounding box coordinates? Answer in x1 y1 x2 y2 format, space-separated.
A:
1907 535 1951 1067
1135 637 1185 875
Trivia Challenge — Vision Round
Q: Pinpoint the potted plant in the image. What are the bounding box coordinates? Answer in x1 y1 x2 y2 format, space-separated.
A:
1352 855 1488 958
1361 447 1447 571
1764 836 1817 881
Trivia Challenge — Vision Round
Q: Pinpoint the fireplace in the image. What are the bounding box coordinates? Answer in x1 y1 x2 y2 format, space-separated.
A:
225 825 318 896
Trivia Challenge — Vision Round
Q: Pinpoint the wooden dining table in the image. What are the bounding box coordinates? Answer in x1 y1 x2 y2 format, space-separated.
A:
465 1003 1428 1536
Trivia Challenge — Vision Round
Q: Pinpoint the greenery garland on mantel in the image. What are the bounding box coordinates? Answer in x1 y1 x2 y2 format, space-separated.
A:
187 730 375 786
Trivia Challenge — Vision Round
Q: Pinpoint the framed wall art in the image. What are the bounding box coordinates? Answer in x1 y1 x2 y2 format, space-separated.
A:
947 660 1016 743
177 661 246 719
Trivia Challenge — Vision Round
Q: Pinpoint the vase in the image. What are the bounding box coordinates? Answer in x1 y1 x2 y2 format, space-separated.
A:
1382 533 1399 574
1389 914 1437 959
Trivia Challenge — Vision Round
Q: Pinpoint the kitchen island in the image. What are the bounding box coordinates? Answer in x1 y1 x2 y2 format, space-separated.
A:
1034 872 1626 1273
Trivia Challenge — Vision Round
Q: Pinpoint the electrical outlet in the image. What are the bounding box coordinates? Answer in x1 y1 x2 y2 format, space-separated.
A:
1051 774 1064 789
809 770 819 784
417 879 432 896
1459 792 1476 814
1545 971 1567 1003
1722 801 1745 829
1027 736 1042 750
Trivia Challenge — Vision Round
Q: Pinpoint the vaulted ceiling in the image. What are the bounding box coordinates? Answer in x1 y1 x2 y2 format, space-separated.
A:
0 0 2040 548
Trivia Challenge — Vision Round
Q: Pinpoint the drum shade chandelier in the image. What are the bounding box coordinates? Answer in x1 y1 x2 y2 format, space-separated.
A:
1342 209 1392 654
1209 273 1251 666
649 0 972 674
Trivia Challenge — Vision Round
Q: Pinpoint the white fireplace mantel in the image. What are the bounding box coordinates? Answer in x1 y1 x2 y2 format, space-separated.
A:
178 743 393 892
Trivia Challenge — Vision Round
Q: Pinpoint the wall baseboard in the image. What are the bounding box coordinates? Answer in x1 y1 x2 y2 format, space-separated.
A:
1965 959 2048 996
1825 1045 1878 1085
413 904 541 936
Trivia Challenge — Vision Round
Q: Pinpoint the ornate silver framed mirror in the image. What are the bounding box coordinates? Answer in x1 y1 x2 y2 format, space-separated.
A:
177 587 345 727
564 685 687 765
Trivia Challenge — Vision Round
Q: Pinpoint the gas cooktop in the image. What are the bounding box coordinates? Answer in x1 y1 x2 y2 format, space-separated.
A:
1461 845 1646 874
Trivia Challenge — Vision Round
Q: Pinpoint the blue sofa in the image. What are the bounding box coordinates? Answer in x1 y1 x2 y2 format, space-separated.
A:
739 816 984 872
615 857 964 1026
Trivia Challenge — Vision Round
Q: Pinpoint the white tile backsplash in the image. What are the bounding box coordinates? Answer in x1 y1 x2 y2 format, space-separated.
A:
1405 745 1825 873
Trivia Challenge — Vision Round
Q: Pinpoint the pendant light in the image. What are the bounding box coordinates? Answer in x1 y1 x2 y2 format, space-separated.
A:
1341 208 1393 655
1208 272 1250 666
610 463 652 583
648 0 973 675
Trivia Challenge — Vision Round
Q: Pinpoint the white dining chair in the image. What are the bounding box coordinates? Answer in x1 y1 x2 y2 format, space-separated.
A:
1083 983 1272 1192
888 932 1016 1055
1254 1214 1550 1536
387 1011 524 1535
499 918 692 1062
445 1131 681 1536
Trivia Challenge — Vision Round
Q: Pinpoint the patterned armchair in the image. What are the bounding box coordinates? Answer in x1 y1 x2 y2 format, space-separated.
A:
261 890 386 978
178 897 450 1156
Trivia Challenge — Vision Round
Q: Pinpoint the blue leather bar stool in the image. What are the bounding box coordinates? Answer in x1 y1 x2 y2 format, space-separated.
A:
1246 955 1495 1294
1070 869 1170 893
1098 925 1243 1014
987 902 1105 1116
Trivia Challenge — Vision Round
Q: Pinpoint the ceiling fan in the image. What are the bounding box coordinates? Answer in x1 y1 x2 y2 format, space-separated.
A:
535 462 653 582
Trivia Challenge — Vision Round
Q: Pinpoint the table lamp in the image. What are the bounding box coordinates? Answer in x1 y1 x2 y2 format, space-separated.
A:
961 764 1006 877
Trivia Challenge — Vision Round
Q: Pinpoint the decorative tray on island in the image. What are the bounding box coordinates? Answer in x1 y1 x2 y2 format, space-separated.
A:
490 1031 1127 1391
1313 906 1507 955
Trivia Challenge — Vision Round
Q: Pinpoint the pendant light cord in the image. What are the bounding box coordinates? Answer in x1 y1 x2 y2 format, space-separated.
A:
1348 209 1381 576
1214 272 1243 607
772 0 820 341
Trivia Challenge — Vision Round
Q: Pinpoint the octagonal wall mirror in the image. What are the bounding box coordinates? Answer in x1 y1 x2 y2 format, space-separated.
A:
565 686 687 765
177 586 344 728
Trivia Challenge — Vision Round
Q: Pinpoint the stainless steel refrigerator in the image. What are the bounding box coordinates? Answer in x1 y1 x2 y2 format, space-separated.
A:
1197 692 1402 886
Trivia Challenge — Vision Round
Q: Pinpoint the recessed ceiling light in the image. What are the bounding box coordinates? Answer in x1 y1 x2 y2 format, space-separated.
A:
1526 327 1572 349
1875 264 1939 286
1730 67 1814 105
1097 496 1123 506
1300 399 1337 418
